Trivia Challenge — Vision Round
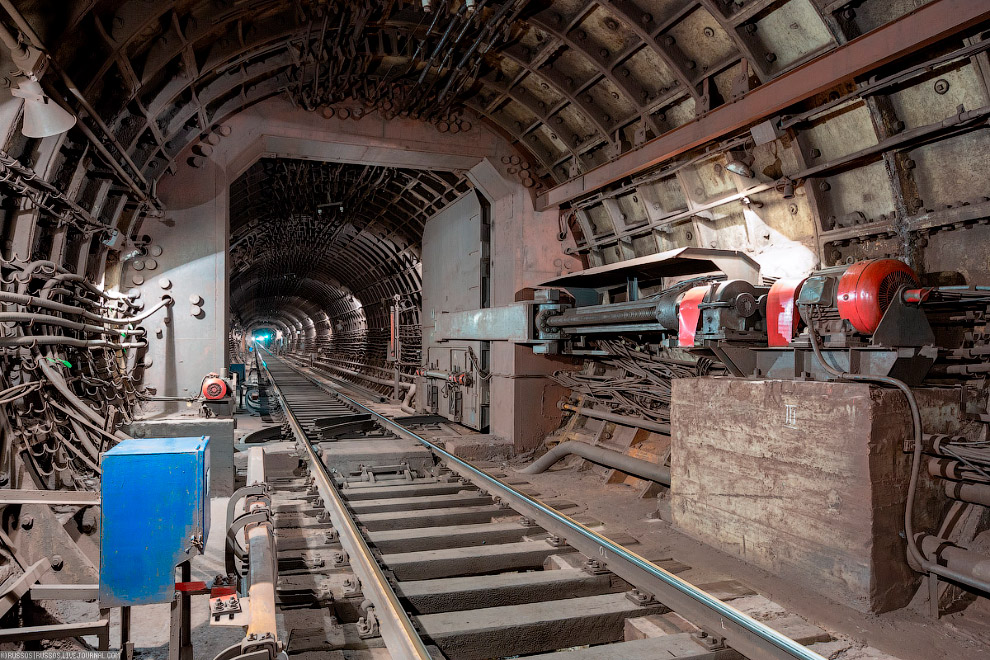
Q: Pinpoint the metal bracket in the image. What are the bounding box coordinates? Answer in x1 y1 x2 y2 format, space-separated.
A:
226 484 271 530
692 630 727 650
582 558 610 575
357 606 380 639
625 588 658 606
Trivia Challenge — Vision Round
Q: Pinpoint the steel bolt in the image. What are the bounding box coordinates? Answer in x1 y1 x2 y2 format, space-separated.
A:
20 515 33 530
50 555 64 571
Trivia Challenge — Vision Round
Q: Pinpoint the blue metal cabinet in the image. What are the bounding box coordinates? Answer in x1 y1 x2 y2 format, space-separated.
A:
99 436 210 606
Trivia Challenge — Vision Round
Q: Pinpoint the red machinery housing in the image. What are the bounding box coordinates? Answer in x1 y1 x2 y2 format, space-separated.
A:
835 258 919 335
766 279 805 347
201 373 229 400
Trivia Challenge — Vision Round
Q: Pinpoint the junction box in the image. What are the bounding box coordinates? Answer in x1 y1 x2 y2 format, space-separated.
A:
99 436 210 607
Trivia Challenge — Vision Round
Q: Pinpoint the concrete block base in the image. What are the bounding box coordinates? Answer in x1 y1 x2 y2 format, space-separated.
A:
126 417 235 496
670 377 957 613
437 435 515 462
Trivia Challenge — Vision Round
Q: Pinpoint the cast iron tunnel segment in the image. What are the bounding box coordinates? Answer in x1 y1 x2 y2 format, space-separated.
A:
258 347 827 660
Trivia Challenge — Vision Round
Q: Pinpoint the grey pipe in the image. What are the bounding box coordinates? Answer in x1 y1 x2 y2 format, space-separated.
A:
400 383 417 415
944 480 990 507
560 401 670 435
518 440 670 485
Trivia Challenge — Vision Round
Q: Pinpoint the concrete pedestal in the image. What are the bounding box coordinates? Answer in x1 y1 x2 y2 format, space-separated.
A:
669 377 958 613
125 417 235 496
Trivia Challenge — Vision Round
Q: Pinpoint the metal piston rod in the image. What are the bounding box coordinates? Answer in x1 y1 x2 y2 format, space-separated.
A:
260 351 826 660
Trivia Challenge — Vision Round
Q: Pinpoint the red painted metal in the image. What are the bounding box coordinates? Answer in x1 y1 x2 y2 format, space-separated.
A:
901 288 933 304
201 375 229 400
767 279 807 347
836 259 918 334
174 581 208 594
678 286 709 347
536 0 990 210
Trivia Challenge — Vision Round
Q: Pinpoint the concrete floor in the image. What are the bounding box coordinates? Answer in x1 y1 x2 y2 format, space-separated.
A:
74 411 274 658
74 398 990 659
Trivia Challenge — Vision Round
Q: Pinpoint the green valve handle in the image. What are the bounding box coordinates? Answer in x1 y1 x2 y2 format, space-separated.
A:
46 357 72 368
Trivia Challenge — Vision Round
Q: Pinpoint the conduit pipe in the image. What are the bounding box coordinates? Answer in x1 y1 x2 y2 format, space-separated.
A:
0 292 172 324
559 401 670 435
243 447 278 649
518 440 670 485
400 383 417 415
944 481 990 507
0 336 147 349
37 348 130 440
0 313 148 335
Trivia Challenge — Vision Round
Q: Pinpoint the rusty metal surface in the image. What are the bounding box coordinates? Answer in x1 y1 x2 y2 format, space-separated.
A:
537 0 990 209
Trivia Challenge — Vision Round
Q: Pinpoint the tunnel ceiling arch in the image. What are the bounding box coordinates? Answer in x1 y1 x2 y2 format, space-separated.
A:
229 157 472 331
13 0 904 196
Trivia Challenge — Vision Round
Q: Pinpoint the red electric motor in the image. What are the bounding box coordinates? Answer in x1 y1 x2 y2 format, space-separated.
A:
201 373 229 400
835 258 919 334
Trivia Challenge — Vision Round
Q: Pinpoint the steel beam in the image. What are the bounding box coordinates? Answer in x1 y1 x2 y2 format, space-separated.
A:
29 583 100 601
0 489 99 505
536 0 990 210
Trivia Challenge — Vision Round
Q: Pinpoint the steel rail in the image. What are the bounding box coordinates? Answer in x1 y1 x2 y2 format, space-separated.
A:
263 361 433 660
262 350 826 660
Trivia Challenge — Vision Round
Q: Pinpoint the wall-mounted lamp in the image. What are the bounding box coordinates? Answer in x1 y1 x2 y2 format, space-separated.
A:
725 150 754 179
12 78 76 138
0 22 75 138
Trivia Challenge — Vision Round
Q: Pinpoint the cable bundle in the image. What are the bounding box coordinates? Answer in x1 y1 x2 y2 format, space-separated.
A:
0 257 172 489
551 338 720 424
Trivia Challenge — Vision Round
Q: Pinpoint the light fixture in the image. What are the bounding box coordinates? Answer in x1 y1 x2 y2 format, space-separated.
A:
11 78 76 138
0 23 76 139
725 150 754 178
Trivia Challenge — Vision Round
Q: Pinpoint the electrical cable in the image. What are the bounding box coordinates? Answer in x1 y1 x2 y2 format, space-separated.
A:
800 304 990 595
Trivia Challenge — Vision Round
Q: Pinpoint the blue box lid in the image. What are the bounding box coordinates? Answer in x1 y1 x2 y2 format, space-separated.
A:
103 436 208 456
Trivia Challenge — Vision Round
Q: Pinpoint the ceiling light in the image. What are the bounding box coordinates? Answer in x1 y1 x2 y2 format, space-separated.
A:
0 25 76 139
12 78 76 138
725 154 753 178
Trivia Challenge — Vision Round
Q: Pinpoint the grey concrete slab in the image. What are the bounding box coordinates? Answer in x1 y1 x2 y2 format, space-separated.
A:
397 567 629 613
381 539 567 580
354 505 512 531
366 521 542 553
347 491 492 513
415 592 668 659
125 417 235 496
341 481 476 500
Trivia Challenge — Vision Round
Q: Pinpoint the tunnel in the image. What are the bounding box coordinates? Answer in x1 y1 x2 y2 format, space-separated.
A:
2 2 990 659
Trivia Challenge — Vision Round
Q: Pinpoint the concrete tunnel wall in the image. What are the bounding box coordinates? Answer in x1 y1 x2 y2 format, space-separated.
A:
127 95 581 447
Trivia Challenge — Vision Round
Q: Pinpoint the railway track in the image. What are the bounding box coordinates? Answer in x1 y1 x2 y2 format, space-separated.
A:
255 352 831 660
